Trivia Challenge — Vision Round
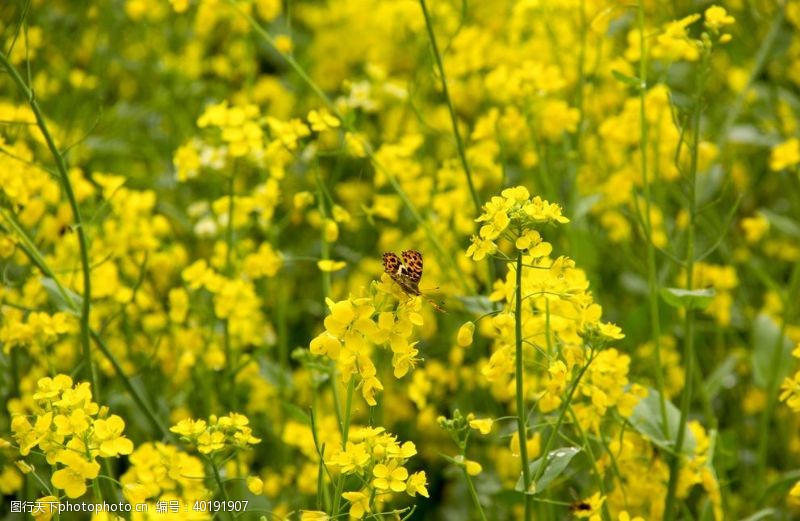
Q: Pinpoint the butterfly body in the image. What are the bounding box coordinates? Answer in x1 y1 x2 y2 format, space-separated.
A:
382 250 445 312
382 250 423 296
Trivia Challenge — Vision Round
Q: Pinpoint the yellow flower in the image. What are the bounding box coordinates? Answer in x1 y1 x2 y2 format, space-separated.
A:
741 213 769 243
308 109 340 132
501 186 530 202
704 5 735 31
469 417 494 435
770 138 800 171
465 459 483 476
345 132 368 157
466 235 498 261
387 440 417 459
50 451 100 498
122 482 147 504
317 259 347 272
373 461 408 492
93 415 134 457
293 191 315 209
328 441 370 474
197 430 226 454
33 375 73 401
243 243 283 278
247 476 264 495
456 321 475 347
170 418 207 437
300 511 330 521
573 492 606 519
539 100 580 141
405 471 429 498
341 490 370 519
274 34 293 54
597 322 625 340
32 496 59 521
168 287 189 323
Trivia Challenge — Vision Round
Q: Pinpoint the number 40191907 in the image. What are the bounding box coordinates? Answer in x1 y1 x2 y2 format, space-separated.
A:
193 500 249 512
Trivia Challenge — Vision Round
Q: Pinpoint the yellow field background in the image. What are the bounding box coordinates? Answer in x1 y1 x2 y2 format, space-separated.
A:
2 1 800 520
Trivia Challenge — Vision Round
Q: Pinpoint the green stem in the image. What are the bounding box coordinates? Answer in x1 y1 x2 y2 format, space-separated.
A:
418 0 480 215
636 0 670 440
2 208 169 440
532 355 594 485
224 168 238 411
418 0 496 289
228 1 473 295
513 250 533 520
209 457 234 521
90 329 169 439
664 47 708 521
462 466 488 521
332 375 356 516
0 49 97 396
315 170 332 298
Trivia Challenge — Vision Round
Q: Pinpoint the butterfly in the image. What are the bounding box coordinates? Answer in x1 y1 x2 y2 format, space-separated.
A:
382 250 446 313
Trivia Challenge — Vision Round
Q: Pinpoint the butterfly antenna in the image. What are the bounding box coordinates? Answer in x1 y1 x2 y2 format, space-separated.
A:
426 297 447 313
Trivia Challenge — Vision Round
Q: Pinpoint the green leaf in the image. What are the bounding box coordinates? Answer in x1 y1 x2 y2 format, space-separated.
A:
659 287 715 310
281 402 311 425
759 209 800 239
515 447 580 495
703 354 741 400
751 313 793 388
611 69 641 89
457 295 496 314
40 276 82 315
629 388 696 454
261 359 293 389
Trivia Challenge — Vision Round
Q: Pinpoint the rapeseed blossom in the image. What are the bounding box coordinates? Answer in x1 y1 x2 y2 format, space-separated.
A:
0 1 795 519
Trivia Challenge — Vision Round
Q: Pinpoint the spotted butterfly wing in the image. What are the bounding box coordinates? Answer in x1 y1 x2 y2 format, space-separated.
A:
401 250 423 285
382 251 421 296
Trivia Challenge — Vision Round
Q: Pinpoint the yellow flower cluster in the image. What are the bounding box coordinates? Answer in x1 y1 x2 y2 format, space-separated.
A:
310 282 424 405
170 412 261 455
11 375 133 498
467 185 568 261
120 442 210 509
0 311 74 354
326 426 428 519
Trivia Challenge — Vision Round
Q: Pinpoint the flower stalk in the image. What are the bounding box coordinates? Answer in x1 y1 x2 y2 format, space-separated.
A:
0 49 98 397
514 248 533 520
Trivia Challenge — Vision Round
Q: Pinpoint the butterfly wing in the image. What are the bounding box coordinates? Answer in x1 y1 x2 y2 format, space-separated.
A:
383 252 401 275
401 250 423 285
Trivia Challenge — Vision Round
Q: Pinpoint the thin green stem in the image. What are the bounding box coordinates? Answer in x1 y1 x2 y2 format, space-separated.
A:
315 170 332 298
2 208 169 440
461 466 488 521
90 329 169 439
532 355 594 486
664 46 709 521
224 168 238 411
418 0 480 215
636 0 670 439
208 457 235 521
228 1 473 295
332 375 356 516
418 0 496 289
514 250 533 520
0 49 97 396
